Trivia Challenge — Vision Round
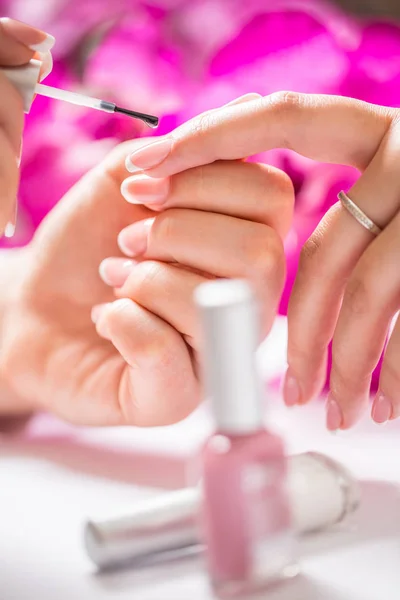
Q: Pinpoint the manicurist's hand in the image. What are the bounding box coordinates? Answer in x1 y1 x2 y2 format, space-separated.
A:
0 95 294 426
0 18 54 235
120 92 400 430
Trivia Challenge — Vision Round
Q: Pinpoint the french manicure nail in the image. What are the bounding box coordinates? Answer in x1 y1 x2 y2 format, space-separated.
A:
283 370 301 406
371 392 393 424
39 51 53 80
91 303 110 324
125 138 172 173
4 202 18 239
99 258 136 288
121 174 170 206
0 18 55 52
118 218 155 257
326 395 343 431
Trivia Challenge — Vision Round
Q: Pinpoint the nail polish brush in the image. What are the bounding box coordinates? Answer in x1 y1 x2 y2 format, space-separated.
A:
1 59 159 128
1 59 159 238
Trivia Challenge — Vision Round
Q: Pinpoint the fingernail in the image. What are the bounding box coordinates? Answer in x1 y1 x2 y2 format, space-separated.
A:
99 258 136 288
326 395 343 431
91 303 110 324
125 138 172 173
121 175 170 206
0 18 55 52
99 258 136 287
118 218 155 257
224 93 261 106
371 392 393 424
4 202 18 239
39 51 53 80
283 370 301 406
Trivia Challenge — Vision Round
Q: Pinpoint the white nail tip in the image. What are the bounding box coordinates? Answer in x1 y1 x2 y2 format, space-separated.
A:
125 155 141 173
4 222 16 238
98 261 113 286
29 34 55 53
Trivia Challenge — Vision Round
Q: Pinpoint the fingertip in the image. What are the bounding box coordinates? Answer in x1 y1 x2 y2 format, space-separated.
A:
282 369 301 407
371 392 393 424
326 395 343 431
37 51 53 81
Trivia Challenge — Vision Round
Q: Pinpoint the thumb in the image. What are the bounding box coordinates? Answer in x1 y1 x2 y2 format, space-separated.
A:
0 17 54 65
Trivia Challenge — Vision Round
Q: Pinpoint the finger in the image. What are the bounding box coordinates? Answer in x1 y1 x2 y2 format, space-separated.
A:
95 298 200 426
114 261 207 349
0 128 20 233
124 93 393 177
102 93 262 184
120 160 294 238
286 121 400 410
0 71 25 155
118 208 284 278
327 212 400 430
0 18 54 64
101 215 284 337
376 314 400 423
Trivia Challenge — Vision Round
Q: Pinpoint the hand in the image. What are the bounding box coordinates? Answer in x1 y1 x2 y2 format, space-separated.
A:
120 92 400 429
0 109 293 426
0 17 54 235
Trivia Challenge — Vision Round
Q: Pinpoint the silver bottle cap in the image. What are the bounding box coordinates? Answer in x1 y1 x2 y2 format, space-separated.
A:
194 280 263 433
84 488 199 570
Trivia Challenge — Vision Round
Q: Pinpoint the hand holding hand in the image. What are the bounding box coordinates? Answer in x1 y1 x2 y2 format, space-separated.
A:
118 92 400 429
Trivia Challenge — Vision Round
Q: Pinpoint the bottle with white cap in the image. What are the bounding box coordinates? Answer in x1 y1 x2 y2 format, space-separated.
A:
83 451 360 571
195 279 298 598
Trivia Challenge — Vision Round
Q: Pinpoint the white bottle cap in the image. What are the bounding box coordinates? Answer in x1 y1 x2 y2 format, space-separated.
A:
1 59 41 113
194 279 263 434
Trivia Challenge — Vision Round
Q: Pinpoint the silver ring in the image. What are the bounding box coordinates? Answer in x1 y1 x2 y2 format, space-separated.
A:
338 191 382 236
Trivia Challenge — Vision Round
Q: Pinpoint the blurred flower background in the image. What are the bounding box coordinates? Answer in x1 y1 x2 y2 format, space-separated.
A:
2 0 400 386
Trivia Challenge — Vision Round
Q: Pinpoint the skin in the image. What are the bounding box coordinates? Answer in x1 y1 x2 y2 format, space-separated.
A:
110 92 400 429
0 18 53 234
0 95 294 426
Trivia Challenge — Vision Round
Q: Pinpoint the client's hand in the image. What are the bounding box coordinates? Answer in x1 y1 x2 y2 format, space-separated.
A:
0 18 54 235
0 96 293 426
124 92 400 429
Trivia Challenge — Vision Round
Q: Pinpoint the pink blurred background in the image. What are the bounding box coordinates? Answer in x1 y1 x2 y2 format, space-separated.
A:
2 0 400 387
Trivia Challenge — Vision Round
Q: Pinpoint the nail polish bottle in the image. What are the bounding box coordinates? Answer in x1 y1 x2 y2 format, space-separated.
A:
195 280 297 598
84 452 360 571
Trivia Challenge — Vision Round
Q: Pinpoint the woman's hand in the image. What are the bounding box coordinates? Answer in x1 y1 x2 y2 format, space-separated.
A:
120 92 400 430
0 109 293 426
0 18 54 235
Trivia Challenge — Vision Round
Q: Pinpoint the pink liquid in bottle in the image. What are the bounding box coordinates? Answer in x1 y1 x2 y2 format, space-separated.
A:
195 280 297 598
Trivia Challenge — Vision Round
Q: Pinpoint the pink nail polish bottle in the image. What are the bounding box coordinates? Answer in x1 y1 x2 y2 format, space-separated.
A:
195 280 297 598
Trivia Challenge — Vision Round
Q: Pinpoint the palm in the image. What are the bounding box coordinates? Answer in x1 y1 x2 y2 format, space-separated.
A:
4 142 152 425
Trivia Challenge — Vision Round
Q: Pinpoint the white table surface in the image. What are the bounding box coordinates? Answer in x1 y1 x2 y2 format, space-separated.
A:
1 320 400 600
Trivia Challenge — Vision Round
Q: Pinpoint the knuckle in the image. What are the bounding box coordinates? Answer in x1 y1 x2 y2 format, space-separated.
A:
270 167 295 199
124 260 166 301
380 358 400 403
298 232 325 278
330 359 366 399
246 226 284 281
258 164 295 204
188 110 218 140
266 91 304 150
152 209 180 244
269 90 303 110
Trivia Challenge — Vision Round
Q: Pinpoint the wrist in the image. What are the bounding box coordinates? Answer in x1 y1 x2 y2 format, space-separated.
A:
0 247 34 418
